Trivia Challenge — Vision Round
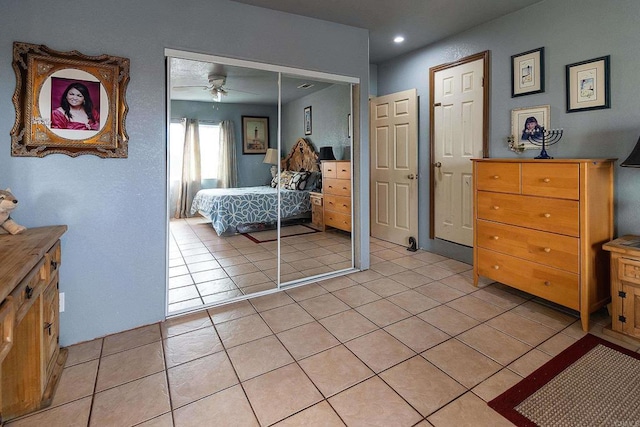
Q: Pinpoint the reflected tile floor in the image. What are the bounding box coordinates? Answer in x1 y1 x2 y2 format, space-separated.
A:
8 238 640 426
168 217 352 314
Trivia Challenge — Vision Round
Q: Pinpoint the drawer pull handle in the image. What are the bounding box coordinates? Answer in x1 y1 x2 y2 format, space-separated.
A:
493 265 500 270
492 175 500 179
543 178 551 183
51 260 58 270
544 247 551 253
543 213 551 218
493 206 500 210
492 236 499 240
44 322 52 336
544 281 551 286
25 285 34 299
342 187 347 190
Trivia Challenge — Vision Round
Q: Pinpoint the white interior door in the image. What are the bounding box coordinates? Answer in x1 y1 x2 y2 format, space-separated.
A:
432 55 486 247
370 89 418 247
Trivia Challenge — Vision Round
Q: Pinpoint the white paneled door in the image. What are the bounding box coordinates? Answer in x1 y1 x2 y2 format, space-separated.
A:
370 89 418 247
432 54 487 247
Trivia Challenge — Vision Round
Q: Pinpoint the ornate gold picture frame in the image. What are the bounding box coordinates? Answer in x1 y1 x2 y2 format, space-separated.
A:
11 42 130 158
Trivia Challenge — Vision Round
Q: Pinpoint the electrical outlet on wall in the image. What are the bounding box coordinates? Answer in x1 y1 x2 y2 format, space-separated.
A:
59 292 65 312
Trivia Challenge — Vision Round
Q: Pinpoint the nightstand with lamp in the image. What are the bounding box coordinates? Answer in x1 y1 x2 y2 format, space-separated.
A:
603 136 640 341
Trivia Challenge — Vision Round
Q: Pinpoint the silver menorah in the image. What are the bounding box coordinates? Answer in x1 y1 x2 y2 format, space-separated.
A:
527 128 564 159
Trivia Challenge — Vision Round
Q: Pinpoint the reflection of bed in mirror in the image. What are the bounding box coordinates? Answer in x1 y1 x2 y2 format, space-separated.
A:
191 138 321 235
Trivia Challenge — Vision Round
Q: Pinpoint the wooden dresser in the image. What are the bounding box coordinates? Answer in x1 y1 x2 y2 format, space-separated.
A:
603 236 640 341
322 160 352 232
0 226 67 422
472 159 614 331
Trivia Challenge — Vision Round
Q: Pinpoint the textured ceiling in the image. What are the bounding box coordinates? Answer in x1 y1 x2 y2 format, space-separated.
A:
229 0 543 64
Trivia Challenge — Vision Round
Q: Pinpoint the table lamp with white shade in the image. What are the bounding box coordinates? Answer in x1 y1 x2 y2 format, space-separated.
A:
263 148 280 178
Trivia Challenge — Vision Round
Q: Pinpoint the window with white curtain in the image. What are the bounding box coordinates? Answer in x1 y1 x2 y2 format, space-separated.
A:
169 121 220 182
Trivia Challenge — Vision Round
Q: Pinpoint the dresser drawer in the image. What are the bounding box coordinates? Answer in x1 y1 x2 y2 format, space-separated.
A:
42 278 60 384
476 220 579 273
325 211 351 232
619 257 640 285
324 195 351 214
10 258 46 323
0 296 16 364
322 161 337 179
477 248 579 310
477 191 579 237
475 162 520 194
522 163 579 200
310 194 323 206
336 162 351 180
324 178 351 197
44 240 62 283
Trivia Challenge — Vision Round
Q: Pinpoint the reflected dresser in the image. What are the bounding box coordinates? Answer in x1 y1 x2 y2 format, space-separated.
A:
322 160 352 232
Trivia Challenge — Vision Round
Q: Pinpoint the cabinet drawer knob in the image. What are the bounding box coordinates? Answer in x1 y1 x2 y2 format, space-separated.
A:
493 265 500 270
492 206 500 210
492 175 500 179
492 235 499 240
51 260 58 270
544 247 551 253
544 281 551 286
543 213 551 218
25 285 34 299
543 178 551 183
44 322 52 335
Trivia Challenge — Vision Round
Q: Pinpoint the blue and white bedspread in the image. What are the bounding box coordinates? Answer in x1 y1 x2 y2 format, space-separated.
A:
190 186 311 235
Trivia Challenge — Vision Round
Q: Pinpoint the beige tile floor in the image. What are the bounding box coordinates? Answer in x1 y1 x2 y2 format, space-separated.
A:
8 237 640 426
168 217 353 314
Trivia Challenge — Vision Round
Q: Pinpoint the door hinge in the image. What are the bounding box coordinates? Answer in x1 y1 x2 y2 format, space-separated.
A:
619 315 626 323
618 290 627 298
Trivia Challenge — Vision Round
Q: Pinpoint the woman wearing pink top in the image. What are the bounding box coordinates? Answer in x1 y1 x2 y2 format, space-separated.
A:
51 82 100 130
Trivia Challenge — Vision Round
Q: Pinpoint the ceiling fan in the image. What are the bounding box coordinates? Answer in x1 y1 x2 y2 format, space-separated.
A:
173 73 255 101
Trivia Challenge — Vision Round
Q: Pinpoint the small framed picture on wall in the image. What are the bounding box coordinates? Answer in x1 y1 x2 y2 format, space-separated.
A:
511 47 545 97
566 55 611 113
242 116 269 154
304 106 312 135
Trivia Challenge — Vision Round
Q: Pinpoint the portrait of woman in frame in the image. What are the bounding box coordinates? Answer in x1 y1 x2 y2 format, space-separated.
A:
11 42 130 158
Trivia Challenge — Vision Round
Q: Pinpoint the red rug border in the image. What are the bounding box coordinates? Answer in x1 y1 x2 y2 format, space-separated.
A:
488 333 640 426
241 224 318 244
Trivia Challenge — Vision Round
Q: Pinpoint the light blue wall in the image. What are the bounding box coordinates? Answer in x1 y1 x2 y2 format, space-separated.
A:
282 84 351 160
0 0 369 345
171 100 278 188
377 0 640 263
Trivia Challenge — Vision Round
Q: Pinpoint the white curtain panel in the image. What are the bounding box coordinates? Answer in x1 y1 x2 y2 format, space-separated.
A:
217 120 238 188
175 118 201 218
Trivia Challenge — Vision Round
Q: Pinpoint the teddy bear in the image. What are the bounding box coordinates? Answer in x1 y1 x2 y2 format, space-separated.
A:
0 188 27 235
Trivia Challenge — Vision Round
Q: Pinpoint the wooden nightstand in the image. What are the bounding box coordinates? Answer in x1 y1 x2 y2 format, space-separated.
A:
603 235 640 341
309 192 324 231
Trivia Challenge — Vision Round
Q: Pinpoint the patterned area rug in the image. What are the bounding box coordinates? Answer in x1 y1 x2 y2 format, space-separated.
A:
489 334 640 426
243 224 318 243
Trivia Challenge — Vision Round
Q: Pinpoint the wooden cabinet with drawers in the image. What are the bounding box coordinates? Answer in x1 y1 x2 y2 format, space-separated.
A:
0 226 67 422
309 192 324 231
322 160 352 232
472 159 615 332
603 236 640 340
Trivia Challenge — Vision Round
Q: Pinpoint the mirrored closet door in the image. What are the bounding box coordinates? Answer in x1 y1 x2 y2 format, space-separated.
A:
166 50 356 315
